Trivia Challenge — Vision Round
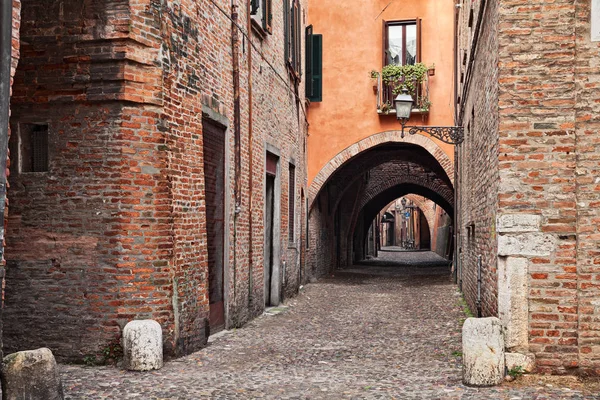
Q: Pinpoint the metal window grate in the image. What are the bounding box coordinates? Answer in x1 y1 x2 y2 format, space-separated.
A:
31 125 49 172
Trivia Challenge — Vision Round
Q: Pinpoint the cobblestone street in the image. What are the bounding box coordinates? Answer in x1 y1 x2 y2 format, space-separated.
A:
61 250 599 399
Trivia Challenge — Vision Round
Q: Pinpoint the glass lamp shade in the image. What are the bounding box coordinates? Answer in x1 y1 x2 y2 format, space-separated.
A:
394 89 414 122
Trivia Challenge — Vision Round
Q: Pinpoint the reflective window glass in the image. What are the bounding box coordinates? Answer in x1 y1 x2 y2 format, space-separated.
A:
388 25 403 65
405 24 417 65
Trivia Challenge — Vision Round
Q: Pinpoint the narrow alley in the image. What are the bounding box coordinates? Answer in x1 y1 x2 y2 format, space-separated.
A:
60 251 596 399
3 0 600 397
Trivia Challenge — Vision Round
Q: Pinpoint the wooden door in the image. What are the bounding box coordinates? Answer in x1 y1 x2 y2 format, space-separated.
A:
203 119 226 334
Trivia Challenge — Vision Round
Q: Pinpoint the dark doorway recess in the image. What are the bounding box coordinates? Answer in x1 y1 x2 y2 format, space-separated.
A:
419 211 431 250
202 119 226 334
264 152 279 306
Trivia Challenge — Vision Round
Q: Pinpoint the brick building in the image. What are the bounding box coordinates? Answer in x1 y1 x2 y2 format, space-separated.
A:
2 0 309 362
456 0 600 375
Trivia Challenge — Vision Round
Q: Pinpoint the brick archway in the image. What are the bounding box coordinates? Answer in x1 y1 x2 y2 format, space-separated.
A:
309 131 454 207
357 171 454 212
356 182 453 240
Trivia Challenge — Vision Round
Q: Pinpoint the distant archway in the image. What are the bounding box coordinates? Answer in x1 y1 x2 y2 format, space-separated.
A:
403 194 437 243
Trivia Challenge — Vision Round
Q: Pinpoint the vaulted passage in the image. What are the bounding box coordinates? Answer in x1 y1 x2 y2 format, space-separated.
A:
307 137 454 278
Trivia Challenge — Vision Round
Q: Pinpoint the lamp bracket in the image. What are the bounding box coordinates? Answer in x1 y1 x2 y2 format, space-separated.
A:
400 123 465 145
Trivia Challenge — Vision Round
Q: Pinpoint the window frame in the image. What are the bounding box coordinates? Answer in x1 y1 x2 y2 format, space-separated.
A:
12 123 50 174
251 0 273 36
382 19 422 67
285 0 302 80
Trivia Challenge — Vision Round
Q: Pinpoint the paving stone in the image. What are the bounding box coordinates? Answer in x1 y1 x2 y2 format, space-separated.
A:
59 252 599 399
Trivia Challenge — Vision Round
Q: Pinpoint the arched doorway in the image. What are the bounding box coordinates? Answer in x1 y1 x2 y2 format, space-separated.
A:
307 133 454 279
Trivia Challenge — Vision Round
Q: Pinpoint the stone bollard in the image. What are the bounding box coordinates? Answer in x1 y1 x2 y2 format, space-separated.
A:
122 320 163 371
462 317 505 386
0 348 64 400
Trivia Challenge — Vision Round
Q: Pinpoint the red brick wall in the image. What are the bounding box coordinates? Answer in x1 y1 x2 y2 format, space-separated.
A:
459 0 600 375
574 0 600 376
4 0 308 361
456 0 500 319
498 0 578 374
160 0 212 356
4 0 166 361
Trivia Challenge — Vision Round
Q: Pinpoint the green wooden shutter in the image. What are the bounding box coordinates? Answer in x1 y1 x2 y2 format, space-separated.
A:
308 34 322 102
284 0 290 64
291 1 297 72
305 25 314 98
267 0 273 34
263 0 273 33
295 2 302 77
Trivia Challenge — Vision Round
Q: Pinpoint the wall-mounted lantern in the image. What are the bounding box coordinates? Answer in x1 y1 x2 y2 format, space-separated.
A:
394 88 464 144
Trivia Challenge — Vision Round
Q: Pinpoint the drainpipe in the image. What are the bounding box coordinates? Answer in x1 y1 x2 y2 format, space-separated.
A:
231 0 241 311
453 0 460 124
246 0 254 309
452 3 459 284
476 254 482 317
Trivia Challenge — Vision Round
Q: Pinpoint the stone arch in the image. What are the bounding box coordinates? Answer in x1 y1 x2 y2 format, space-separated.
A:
358 173 454 212
309 131 454 207
356 183 453 240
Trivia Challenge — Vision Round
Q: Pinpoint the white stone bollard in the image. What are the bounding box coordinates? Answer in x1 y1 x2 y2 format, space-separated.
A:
1 348 64 400
462 317 505 386
122 320 163 371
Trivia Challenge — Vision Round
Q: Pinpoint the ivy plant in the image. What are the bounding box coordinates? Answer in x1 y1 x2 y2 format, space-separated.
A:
381 62 428 98
372 63 432 112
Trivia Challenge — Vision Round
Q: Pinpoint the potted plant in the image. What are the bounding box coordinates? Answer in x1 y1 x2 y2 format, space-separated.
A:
372 62 431 114
418 97 432 112
380 62 428 100
428 63 436 76
380 101 392 113
370 70 380 94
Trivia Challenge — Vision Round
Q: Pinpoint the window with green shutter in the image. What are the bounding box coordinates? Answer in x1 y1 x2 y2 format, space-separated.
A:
284 0 290 63
305 26 322 102
284 0 302 79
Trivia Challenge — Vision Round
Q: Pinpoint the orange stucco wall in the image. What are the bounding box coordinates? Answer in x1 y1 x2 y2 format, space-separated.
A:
307 0 456 185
